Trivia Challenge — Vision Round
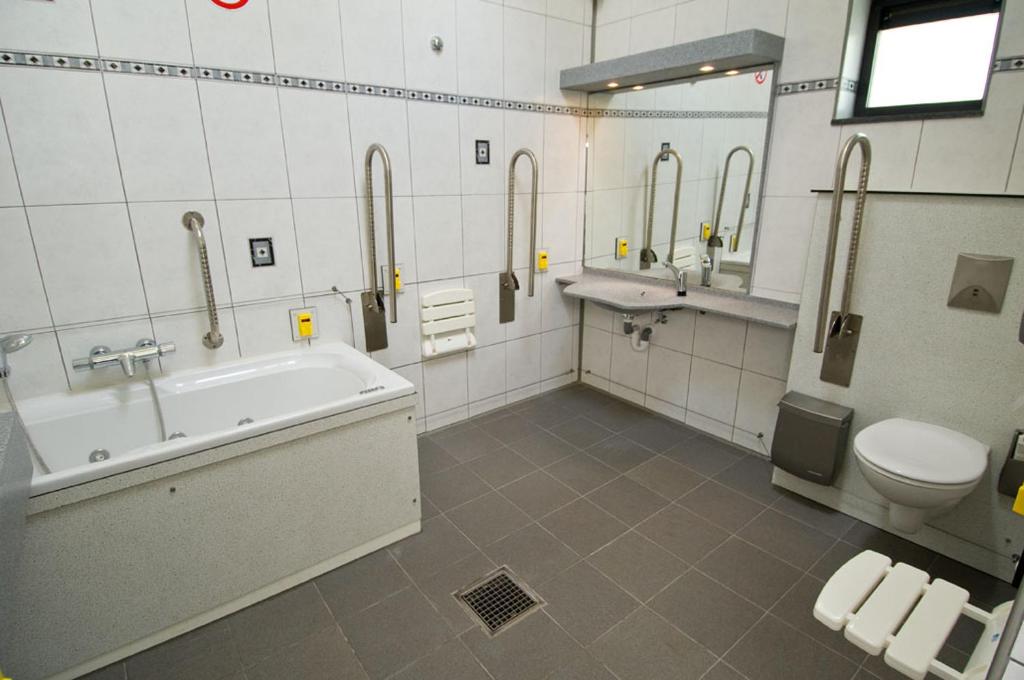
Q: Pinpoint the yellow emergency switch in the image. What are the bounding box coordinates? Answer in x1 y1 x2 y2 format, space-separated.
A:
537 250 549 272
290 307 318 341
701 222 712 241
393 266 402 292
1014 484 1024 516
297 312 313 338
615 237 629 260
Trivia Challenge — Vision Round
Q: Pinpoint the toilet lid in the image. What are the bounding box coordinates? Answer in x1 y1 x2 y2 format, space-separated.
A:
854 418 988 485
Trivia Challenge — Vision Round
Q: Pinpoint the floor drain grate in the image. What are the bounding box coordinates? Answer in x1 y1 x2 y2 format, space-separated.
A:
457 568 541 635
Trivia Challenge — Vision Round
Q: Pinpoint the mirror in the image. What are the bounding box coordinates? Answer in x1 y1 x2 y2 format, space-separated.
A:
582 68 775 293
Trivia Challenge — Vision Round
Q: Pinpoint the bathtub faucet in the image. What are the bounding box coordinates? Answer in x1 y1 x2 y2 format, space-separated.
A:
72 339 176 378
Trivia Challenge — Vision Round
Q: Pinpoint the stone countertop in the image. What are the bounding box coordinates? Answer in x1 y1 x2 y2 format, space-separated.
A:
556 269 799 329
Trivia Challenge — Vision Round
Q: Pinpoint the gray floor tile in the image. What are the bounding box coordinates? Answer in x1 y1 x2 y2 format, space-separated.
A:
587 476 670 525
702 663 747 680
589 531 688 601
125 620 240 680
714 455 783 505
809 540 863 581
228 583 335 665
508 431 579 467
677 480 766 532
391 639 491 680
540 498 629 556
478 412 543 444
945 614 985 653
246 626 368 680
663 435 744 476
484 523 579 585
420 495 441 519
621 415 693 452
772 490 859 538
929 555 1017 608
499 470 579 519
388 515 477 580
545 453 619 494
542 652 618 680
625 455 704 500
78 664 125 680
467 447 537 488
461 612 585 680
538 562 639 644
432 424 505 463
737 509 836 570
415 551 498 635
636 505 729 564
726 615 858 680
584 399 647 432
842 521 937 571
697 538 802 609
548 416 614 449
315 549 411 620
650 570 762 656
447 492 533 547
518 403 575 430
421 464 492 512
339 587 453 679
591 608 716 680
770 575 865 663
586 434 655 472
418 436 459 476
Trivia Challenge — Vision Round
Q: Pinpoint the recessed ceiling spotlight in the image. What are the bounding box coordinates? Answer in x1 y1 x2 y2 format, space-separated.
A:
607 81 619 88
699 64 715 73
725 69 740 76
632 85 644 90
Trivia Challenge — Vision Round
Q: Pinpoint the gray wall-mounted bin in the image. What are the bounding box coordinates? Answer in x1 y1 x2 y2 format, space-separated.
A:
771 391 853 485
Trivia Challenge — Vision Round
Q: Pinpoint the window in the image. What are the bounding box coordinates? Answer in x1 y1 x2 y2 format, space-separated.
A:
855 0 1002 118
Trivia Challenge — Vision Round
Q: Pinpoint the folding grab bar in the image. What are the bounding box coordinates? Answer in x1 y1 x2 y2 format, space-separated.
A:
640 148 683 269
712 145 755 253
182 211 224 350
362 143 397 352
499 148 539 324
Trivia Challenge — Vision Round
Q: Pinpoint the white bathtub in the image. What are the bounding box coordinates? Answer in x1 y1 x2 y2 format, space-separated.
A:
20 342 414 495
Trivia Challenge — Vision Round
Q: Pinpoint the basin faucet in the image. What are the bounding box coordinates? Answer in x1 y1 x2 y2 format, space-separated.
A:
663 262 687 297
72 339 175 378
0 334 33 379
700 254 713 287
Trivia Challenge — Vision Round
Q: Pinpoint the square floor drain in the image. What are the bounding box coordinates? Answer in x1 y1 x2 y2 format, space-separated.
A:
456 568 542 635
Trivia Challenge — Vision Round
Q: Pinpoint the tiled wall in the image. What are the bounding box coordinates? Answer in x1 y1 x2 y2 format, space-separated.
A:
0 0 594 433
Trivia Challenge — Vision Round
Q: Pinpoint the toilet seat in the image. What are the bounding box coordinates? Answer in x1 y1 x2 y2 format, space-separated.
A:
854 418 987 486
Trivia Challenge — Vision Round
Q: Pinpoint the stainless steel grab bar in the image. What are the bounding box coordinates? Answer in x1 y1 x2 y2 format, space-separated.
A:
711 145 755 254
362 143 397 352
640 148 683 269
499 148 539 324
814 133 871 354
182 211 224 350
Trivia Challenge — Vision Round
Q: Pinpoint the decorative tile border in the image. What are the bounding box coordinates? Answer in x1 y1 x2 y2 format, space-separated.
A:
0 49 767 120
993 54 1024 72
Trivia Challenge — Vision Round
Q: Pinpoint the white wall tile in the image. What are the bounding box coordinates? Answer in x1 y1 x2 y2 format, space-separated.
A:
402 0 459 92
0 208 50 333
414 195 464 282
457 0 504 98
610 330 648 392
368 282 422 368
544 18 585 107
427 404 470 429
186 0 276 72
645 394 686 422
673 0 728 44
548 0 587 23
92 0 194 65
339 0 406 86
507 333 541 390
687 356 740 424
628 7 675 53
543 115 581 193
292 197 363 294
105 76 214 202
392 361 425 420
837 120 920 192
459 106 505 195
29 203 147 326
763 90 841 197
312 293 361 347
129 200 230 315
462 194 505 276
358 195 418 286
465 273 507 347
726 0 789 35
346 95 413 197
1008 124 1024 194
541 192 577 265
4 331 68 399
541 262 576 331
685 409 735 440
504 266 544 340
58 318 156 391
408 101 461 196
468 342 506 401
423 351 468 414
278 88 355 198
153 309 241 371
0 121 19 208
692 313 747 367
234 299 300 357
0 0 97 55
595 0 632 26
506 111 545 198
742 323 793 380
734 370 785 442
0 69 123 205
780 0 849 83
504 7 546 103
998 0 1024 56
594 20 630 61
217 199 302 302
750 195 817 296
541 326 573 379
651 308 695 354
198 81 290 199
610 381 645 406
645 345 690 408
268 0 346 80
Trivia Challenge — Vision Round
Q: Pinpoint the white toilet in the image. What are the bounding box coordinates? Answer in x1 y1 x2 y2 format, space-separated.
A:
853 418 989 533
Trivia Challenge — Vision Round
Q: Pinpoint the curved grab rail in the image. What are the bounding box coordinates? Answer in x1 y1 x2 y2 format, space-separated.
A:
711 145 755 253
500 148 539 324
365 143 397 322
182 211 224 350
640 148 683 269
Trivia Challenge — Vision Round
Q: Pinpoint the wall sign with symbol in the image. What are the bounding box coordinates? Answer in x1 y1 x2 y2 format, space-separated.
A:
754 71 767 85
211 0 249 9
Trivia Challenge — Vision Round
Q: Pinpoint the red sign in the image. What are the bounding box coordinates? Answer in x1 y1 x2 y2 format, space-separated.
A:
754 71 767 85
211 0 249 8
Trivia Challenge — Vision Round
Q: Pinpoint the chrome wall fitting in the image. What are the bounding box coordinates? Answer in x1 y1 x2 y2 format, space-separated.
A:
362 143 398 352
640 147 682 269
815 133 871 387
500 148 539 324
182 211 224 350
0 334 33 379
72 339 176 379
